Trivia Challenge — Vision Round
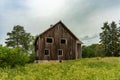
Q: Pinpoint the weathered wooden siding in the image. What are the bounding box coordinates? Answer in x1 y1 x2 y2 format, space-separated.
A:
38 23 77 60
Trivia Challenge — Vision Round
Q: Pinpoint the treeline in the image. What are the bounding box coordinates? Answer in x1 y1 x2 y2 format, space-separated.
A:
82 44 105 58
82 21 120 58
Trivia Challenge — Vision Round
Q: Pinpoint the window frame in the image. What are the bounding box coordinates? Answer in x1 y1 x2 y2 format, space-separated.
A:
45 37 54 44
60 38 67 45
58 49 63 56
44 49 50 56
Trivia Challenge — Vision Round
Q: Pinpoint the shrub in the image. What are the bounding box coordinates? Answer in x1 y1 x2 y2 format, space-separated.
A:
0 46 30 68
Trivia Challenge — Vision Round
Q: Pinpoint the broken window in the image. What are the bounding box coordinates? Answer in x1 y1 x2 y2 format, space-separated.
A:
44 49 50 56
46 37 53 43
58 49 63 56
60 38 67 44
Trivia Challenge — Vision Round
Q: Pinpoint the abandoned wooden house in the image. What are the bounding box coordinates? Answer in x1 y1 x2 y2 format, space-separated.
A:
34 21 83 61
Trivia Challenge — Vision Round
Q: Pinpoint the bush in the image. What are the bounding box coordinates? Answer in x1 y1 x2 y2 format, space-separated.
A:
82 46 95 58
82 44 99 58
0 45 30 68
28 52 35 63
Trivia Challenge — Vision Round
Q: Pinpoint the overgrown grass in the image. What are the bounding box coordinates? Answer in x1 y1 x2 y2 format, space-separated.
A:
0 57 120 80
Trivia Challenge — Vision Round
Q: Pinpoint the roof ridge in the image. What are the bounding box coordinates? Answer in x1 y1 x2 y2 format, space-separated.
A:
34 21 83 45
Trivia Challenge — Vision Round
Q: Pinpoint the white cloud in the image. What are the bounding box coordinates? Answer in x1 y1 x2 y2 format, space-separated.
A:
25 0 66 17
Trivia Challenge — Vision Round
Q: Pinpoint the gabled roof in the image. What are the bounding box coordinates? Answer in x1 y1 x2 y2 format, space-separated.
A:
34 21 83 45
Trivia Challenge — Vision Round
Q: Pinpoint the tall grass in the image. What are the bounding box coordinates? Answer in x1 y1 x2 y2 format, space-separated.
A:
0 57 120 80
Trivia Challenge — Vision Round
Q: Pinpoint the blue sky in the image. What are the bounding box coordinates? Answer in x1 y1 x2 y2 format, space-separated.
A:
0 0 120 45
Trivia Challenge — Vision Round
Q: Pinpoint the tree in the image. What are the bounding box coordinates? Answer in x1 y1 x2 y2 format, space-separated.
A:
100 21 120 56
109 22 120 56
5 25 33 51
95 44 105 57
82 44 98 58
118 24 120 56
82 45 88 58
100 22 110 56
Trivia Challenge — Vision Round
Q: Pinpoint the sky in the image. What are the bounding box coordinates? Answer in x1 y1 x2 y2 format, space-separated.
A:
0 0 120 45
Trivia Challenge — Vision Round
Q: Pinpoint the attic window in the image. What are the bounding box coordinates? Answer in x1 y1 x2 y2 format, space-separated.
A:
58 49 63 56
60 38 67 44
46 37 53 43
44 49 50 56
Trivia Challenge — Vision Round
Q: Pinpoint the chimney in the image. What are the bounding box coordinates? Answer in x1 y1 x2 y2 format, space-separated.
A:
50 25 53 28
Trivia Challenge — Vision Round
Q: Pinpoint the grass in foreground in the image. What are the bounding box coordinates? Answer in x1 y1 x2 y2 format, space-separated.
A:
0 57 120 80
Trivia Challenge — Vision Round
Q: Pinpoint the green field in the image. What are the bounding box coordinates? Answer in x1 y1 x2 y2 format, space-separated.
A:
0 57 120 80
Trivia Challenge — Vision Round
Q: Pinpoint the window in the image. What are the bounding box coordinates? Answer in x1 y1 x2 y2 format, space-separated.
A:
58 49 63 56
44 49 50 56
60 38 67 44
46 37 53 43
